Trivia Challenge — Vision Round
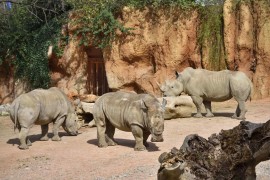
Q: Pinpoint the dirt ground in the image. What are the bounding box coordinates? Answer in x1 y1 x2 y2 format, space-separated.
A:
1 98 270 180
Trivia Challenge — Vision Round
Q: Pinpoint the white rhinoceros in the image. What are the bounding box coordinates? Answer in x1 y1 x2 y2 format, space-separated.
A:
160 67 253 120
93 91 167 151
9 87 78 150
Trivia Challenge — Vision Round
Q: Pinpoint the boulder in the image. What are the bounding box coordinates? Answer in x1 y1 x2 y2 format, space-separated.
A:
75 101 95 128
158 96 193 120
0 104 10 116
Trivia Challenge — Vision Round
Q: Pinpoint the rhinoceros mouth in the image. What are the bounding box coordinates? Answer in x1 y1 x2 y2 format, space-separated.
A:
62 126 78 136
151 133 164 142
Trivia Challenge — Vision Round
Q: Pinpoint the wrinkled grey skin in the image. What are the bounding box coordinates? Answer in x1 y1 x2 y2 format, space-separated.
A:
160 67 253 120
93 92 167 151
9 87 78 150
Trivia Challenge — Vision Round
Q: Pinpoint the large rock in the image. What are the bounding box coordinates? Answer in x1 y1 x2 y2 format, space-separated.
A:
0 104 10 116
75 101 95 128
158 96 193 120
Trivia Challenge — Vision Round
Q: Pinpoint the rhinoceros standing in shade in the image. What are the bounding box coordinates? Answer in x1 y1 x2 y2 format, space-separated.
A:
160 67 253 120
93 91 167 151
9 87 78 150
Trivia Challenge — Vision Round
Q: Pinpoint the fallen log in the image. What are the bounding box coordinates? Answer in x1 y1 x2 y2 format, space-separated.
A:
158 120 270 180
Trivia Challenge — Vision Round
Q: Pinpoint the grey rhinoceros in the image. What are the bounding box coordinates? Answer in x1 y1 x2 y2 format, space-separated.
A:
160 67 253 120
93 91 167 151
9 87 78 150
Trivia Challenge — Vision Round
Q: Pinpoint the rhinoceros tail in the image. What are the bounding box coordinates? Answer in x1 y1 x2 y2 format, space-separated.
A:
13 101 20 132
249 79 254 102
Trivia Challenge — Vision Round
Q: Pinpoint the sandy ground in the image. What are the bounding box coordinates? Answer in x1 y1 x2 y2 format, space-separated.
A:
0 98 270 180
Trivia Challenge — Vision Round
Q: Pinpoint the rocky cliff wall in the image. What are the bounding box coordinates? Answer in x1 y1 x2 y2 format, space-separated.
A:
224 0 270 99
1 0 270 104
104 1 270 99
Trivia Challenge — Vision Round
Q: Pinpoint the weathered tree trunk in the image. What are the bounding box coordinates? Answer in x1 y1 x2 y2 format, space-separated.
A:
158 120 270 180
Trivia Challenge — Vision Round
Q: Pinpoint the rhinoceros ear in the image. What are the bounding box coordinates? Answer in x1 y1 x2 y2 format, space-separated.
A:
175 71 179 78
140 99 148 111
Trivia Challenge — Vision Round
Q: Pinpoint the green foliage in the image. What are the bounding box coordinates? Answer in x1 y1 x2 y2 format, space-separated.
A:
198 1 225 70
14 18 65 89
91 8 132 48
66 0 198 49
0 0 68 89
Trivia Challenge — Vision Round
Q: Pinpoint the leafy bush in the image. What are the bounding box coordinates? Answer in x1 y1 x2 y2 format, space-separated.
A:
67 0 198 48
0 0 69 89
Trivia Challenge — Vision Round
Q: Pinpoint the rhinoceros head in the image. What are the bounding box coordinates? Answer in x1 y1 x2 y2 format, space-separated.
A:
63 112 78 136
141 97 167 142
159 73 184 97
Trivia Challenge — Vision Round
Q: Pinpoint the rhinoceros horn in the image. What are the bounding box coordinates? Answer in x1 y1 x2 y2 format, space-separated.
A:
161 98 167 110
156 81 162 90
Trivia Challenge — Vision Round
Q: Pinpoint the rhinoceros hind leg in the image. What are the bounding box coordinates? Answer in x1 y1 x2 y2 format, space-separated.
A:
98 141 108 148
237 100 247 120
204 101 214 117
232 104 240 119
135 145 146 151
106 135 118 146
194 113 203 118
52 136 61 141
105 121 118 146
40 124 49 141
19 144 29 150
18 127 30 150
96 124 108 148
232 101 246 120
26 138 32 146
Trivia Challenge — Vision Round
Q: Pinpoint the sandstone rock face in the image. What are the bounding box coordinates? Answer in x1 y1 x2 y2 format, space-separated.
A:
49 39 89 97
223 0 270 99
1 2 270 103
104 3 270 99
103 7 201 96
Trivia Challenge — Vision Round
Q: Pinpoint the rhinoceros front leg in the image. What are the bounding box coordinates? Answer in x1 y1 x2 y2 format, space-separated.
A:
131 125 146 151
191 96 203 118
203 100 214 117
52 117 65 141
40 124 49 141
18 127 30 150
143 131 151 147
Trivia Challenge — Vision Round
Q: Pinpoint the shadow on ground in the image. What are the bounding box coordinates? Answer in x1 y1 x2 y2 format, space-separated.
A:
87 138 160 152
6 132 70 146
191 112 235 118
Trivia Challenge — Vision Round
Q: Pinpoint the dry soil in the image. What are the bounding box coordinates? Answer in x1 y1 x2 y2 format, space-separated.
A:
0 98 270 180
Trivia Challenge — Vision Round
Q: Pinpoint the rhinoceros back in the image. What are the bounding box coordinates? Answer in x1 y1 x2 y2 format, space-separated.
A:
31 88 73 124
93 92 144 132
185 69 232 102
10 87 73 126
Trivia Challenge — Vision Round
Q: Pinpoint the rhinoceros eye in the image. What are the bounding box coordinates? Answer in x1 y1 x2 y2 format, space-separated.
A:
155 115 161 119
